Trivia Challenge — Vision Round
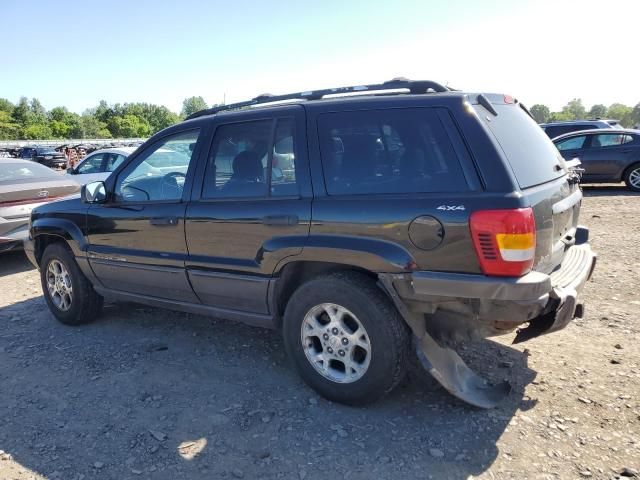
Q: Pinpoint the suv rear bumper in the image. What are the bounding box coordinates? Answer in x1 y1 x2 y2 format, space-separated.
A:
381 227 596 346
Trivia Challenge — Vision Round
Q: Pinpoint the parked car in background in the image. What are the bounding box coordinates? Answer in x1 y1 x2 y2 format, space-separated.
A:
553 129 640 191
33 147 67 169
18 146 39 160
0 158 80 253
66 147 136 185
25 79 596 408
540 119 621 139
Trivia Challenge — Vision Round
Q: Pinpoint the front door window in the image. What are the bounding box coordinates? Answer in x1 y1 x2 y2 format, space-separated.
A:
115 129 200 202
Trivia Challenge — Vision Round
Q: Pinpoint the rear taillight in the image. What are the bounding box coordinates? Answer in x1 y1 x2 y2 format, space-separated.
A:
470 208 536 277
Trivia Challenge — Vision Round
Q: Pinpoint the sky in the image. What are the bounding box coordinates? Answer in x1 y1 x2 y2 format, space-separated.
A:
1 0 639 114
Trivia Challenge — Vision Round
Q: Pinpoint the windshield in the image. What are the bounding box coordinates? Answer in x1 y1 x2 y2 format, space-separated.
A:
477 103 566 189
0 162 59 183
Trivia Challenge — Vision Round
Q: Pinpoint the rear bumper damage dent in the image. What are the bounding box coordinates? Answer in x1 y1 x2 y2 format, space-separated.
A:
379 275 511 409
378 236 596 408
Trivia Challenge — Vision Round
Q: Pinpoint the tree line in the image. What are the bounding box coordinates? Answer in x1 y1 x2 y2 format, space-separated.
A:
530 99 640 127
0 96 209 140
1 95 639 141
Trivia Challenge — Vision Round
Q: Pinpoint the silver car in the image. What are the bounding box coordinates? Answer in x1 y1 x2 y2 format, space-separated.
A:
66 147 137 185
0 159 80 252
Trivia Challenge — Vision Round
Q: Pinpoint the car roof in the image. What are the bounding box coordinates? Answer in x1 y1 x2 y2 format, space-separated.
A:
552 128 640 141
88 146 137 156
181 91 483 128
540 120 610 127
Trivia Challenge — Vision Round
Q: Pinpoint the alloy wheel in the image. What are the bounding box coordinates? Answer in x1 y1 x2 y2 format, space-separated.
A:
300 303 371 383
46 259 73 311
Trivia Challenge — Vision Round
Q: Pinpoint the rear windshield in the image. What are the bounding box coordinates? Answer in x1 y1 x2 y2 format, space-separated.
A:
479 104 566 189
0 162 58 183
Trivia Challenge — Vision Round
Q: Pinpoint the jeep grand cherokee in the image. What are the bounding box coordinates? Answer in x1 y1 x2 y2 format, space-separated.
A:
25 79 596 408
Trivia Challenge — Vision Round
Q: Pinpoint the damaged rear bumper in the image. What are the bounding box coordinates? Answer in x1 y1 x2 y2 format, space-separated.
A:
378 229 595 408
381 231 596 347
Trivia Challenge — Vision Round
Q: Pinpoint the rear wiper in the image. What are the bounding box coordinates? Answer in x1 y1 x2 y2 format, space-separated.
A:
476 94 498 116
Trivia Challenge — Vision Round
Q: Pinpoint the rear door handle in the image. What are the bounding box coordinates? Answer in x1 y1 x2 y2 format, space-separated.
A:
150 216 178 226
262 215 298 226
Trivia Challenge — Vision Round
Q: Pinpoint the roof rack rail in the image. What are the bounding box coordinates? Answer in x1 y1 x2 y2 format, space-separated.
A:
185 78 449 120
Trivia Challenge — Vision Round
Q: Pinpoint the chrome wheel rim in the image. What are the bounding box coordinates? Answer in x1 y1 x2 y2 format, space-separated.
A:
46 259 73 311
629 167 640 189
300 303 371 383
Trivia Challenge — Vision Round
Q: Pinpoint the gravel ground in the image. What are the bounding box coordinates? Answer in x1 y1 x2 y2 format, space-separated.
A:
0 185 638 480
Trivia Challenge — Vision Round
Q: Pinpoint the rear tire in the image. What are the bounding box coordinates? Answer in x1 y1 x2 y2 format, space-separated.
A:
40 243 103 325
282 271 410 405
624 163 640 192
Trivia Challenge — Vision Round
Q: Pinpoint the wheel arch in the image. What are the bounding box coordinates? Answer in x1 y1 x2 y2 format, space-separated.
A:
269 260 381 328
32 217 86 265
622 161 640 182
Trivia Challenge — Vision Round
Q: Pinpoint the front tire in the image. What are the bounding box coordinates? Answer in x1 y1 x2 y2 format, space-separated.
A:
283 271 410 405
40 243 103 325
624 163 640 192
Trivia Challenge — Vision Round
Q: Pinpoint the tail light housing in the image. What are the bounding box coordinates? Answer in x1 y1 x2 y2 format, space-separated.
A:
470 208 536 277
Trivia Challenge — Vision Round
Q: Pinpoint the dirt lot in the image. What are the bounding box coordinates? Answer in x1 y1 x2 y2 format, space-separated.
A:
0 185 638 480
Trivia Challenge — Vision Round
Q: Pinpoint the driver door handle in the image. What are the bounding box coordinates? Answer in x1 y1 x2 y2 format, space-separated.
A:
150 216 178 226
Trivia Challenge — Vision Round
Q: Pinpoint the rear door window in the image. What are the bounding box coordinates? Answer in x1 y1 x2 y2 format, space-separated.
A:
317 108 469 195
203 118 298 199
478 104 565 189
590 133 634 148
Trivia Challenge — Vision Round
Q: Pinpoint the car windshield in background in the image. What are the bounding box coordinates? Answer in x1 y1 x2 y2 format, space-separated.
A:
0 162 59 183
480 104 566 189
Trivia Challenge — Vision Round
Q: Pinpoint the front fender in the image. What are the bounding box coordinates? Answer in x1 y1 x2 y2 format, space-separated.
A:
31 217 87 258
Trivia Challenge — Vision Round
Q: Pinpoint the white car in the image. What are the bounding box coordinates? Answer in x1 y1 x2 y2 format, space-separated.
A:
66 147 137 185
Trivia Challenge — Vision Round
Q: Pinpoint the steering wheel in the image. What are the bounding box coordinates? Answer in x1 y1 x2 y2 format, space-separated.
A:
160 172 186 199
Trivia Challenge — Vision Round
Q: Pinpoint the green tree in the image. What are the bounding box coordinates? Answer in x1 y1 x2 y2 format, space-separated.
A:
142 105 179 133
29 98 47 124
607 103 633 127
561 98 586 120
530 104 550 123
630 102 640 128
108 114 151 137
180 96 208 117
23 123 52 139
11 97 32 127
49 120 71 138
0 98 14 114
548 111 574 122
0 110 20 140
587 104 607 119
78 115 112 138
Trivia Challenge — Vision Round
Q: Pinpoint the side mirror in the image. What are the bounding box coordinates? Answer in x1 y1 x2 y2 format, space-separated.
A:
81 181 107 203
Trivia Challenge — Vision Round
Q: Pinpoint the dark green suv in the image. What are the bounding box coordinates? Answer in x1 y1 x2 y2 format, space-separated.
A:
25 79 596 408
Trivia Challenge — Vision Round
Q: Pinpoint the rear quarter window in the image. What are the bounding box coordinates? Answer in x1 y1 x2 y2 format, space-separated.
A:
317 108 470 195
479 104 565 189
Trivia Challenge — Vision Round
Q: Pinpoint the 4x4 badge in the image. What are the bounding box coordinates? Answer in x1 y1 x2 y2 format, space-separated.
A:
437 205 465 211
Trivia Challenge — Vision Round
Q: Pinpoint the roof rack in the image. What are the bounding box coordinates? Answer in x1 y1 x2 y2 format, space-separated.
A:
185 78 449 120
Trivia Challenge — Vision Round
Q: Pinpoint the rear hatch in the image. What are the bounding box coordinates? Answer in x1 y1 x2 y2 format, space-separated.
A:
475 97 582 274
